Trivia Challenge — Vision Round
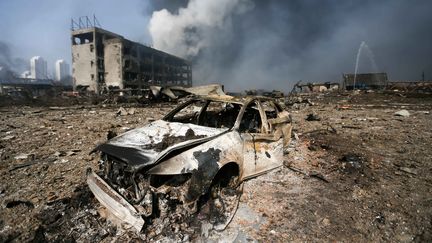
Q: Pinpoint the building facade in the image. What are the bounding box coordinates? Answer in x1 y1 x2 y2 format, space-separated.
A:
30 56 48 79
71 27 192 93
343 73 388 90
55 59 70 82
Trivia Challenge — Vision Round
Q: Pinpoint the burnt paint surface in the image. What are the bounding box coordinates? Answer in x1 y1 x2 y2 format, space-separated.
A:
144 128 205 152
96 144 151 168
185 148 221 202
265 151 271 158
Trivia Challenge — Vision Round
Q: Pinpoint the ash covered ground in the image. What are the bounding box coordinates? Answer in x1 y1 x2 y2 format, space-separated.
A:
0 91 431 242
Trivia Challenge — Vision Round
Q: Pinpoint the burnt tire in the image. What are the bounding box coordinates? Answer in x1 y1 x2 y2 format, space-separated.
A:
204 169 242 231
212 182 243 231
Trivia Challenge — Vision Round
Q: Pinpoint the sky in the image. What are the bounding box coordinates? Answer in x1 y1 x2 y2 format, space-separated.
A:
0 0 431 91
0 0 153 76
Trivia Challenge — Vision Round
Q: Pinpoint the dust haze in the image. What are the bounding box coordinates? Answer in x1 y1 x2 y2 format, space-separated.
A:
0 41 28 78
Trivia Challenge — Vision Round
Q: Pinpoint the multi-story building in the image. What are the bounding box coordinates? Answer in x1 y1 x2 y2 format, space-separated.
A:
30 56 48 79
71 27 192 94
55 59 70 82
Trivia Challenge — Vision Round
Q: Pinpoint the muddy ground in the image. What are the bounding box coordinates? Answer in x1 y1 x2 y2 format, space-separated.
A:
0 91 431 242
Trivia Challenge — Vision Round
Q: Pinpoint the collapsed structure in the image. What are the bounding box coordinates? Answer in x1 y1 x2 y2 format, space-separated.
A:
0 78 55 97
293 82 340 93
343 72 388 90
72 27 192 94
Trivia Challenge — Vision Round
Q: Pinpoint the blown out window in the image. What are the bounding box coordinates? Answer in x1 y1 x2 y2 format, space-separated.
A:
166 100 241 129
239 102 262 133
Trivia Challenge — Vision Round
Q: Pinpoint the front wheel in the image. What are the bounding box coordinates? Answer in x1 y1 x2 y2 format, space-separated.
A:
197 169 243 231
212 181 243 231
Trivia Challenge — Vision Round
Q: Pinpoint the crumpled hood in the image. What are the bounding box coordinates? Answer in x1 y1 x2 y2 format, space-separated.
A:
95 120 228 170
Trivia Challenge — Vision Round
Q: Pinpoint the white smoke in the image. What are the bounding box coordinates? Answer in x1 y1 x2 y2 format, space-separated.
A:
149 0 253 58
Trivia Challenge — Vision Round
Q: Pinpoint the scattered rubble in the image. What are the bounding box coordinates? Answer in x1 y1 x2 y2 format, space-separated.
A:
4 200 34 209
394 109 410 117
306 112 321 121
285 96 314 109
398 167 417 175
13 153 31 160
0 91 431 241
1 135 15 141
339 153 366 174
116 107 136 116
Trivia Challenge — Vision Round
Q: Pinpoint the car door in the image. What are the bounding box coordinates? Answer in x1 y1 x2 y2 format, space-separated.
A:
239 100 284 180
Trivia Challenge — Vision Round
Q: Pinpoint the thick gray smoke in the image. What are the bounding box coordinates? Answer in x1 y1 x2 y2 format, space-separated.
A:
148 0 432 91
0 41 28 79
149 0 253 58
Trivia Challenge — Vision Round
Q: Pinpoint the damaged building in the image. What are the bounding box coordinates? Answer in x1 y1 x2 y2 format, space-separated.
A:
72 27 192 94
293 82 340 93
0 78 55 97
343 72 388 90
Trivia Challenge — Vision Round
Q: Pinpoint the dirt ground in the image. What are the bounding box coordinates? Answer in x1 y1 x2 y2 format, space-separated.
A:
0 91 431 242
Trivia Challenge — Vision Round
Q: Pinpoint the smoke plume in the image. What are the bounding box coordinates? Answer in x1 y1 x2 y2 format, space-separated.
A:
149 0 253 58
148 0 432 91
0 41 28 79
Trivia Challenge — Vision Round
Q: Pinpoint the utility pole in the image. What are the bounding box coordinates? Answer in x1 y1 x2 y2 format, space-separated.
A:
422 71 425 81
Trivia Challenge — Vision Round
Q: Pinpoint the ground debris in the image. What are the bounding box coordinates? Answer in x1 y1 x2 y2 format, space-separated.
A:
394 109 410 117
5 200 34 209
398 167 417 175
341 125 363 129
284 161 329 183
339 153 366 174
116 107 136 116
14 153 32 160
1 135 15 141
116 107 128 116
306 112 321 121
0 92 431 242
34 185 116 242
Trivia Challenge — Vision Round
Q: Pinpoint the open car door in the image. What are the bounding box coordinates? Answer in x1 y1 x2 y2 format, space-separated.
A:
240 100 289 180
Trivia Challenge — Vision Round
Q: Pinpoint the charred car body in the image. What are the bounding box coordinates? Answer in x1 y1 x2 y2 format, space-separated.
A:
87 95 292 233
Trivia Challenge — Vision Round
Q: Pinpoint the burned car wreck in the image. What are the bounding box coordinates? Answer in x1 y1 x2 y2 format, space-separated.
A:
87 95 292 235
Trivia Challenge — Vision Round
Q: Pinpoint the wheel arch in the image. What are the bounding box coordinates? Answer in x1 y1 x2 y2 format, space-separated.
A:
211 162 241 187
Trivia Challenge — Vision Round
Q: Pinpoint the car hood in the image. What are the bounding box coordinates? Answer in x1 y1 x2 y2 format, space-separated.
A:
95 120 228 170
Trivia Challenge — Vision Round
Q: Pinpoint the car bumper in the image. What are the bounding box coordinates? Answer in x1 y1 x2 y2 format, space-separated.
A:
87 170 145 232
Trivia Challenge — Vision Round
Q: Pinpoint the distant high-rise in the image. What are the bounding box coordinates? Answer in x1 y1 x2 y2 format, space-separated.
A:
55 59 70 82
30 56 48 79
